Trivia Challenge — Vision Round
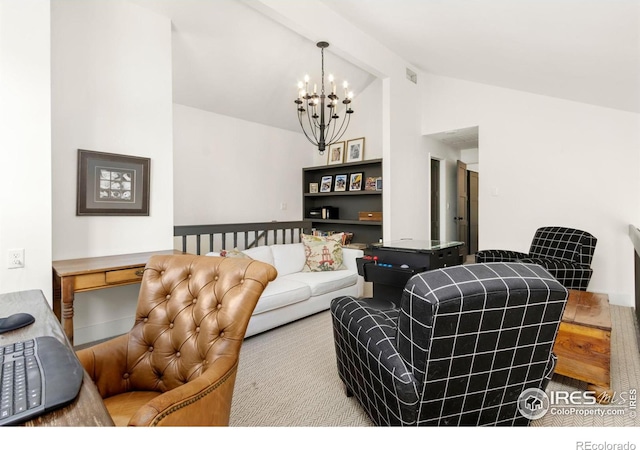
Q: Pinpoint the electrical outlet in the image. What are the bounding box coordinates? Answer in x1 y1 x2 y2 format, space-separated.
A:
8 248 25 269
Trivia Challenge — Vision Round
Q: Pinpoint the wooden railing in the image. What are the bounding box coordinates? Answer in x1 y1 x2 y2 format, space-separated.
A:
174 220 312 255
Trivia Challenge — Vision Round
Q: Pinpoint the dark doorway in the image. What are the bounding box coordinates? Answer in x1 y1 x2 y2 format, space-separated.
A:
431 159 440 241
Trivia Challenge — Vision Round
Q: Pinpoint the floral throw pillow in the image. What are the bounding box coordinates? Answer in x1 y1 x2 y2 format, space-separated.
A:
220 248 252 259
302 233 345 272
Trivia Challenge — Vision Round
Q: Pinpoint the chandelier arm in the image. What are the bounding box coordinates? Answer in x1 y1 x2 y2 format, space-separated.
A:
329 113 352 144
306 104 321 142
298 111 321 146
325 113 340 144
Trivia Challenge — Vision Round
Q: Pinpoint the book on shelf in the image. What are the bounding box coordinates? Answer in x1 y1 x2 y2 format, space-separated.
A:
309 230 354 246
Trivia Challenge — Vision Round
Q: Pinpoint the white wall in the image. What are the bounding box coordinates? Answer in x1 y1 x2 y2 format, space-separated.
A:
421 73 640 307
0 0 52 298
51 0 174 344
173 104 311 225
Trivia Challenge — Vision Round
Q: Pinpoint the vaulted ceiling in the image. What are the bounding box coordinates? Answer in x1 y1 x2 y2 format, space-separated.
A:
131 0 640 137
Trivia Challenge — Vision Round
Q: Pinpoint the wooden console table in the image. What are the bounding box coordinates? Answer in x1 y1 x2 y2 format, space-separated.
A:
553 289 612 402
52 249 184 345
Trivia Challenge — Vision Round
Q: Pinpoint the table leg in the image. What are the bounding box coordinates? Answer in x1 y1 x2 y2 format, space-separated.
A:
52 271 62 321
59 276 76 345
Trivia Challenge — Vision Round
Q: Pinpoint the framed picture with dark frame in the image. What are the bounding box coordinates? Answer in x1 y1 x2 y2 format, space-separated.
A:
334 174 347 192
349 172 363 191
77 149 150 216
320 175 333 193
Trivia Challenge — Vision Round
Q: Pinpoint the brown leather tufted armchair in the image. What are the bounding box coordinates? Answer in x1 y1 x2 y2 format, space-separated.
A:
76 254 277 426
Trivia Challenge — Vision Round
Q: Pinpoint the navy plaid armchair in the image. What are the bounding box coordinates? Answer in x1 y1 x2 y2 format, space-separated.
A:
475 226 597 291
331 262 567 426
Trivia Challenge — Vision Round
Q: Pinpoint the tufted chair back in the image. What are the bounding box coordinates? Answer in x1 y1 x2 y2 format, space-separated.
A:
77 254 277 426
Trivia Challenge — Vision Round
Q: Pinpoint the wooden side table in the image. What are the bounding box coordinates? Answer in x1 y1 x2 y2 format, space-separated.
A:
52 249 184 345
553 290 612 402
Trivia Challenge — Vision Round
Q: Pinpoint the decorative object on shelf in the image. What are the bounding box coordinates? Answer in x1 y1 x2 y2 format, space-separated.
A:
321 206 339 219
295 41 354 155
309 208 323 218
340 232 354 246
77 149 150 216
349 172 363 191
376 177 383 191
334 174 347 192
346 137 365 162
327 141 345 165
320 175 333 192
309 182 319 193
358 211 383 221
365 176 377 191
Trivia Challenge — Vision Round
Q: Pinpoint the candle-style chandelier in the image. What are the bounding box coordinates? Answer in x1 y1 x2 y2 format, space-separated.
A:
295 41 354 155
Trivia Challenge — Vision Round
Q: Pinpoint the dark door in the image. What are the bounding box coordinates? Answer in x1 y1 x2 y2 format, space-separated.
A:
456 160 468 257
431 159 440 241
468 170 479 255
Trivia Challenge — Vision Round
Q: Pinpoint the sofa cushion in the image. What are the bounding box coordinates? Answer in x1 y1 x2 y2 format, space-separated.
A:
270 243 306 276
301 233 346 272
242 246 275 266
284 270 358 297
252 277 311 315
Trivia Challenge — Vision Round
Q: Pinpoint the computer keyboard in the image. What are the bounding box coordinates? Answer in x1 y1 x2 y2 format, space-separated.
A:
1 336 84 426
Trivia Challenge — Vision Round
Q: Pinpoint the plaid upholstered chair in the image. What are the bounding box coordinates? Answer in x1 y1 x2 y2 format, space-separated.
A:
475 226 597 291
331 262 567 426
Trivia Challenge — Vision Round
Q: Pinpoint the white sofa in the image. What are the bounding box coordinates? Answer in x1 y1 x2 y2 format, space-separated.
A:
208 243 364 337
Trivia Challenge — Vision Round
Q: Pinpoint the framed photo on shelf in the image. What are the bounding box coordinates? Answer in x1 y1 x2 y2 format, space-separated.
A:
327 141 345 165
346 137 365 163
364 176 377 191
320 175 333 193
77 149 150 216
349 172 363 191
309 182 319 193
334 174 347 192
376 177 383 190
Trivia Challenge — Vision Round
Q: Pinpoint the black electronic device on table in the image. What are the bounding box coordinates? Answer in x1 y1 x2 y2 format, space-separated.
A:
0 336 84 426
357 239 464 308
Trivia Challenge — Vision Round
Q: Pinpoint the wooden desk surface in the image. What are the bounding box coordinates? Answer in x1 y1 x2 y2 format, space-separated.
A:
0 290 114 426
52 249 184 276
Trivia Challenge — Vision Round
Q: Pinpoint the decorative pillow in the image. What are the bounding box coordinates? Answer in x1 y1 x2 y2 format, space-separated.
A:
301 233 345 272
220 248 252 259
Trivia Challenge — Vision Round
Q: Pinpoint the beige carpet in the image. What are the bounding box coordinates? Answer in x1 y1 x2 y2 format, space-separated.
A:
230 304 640 427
